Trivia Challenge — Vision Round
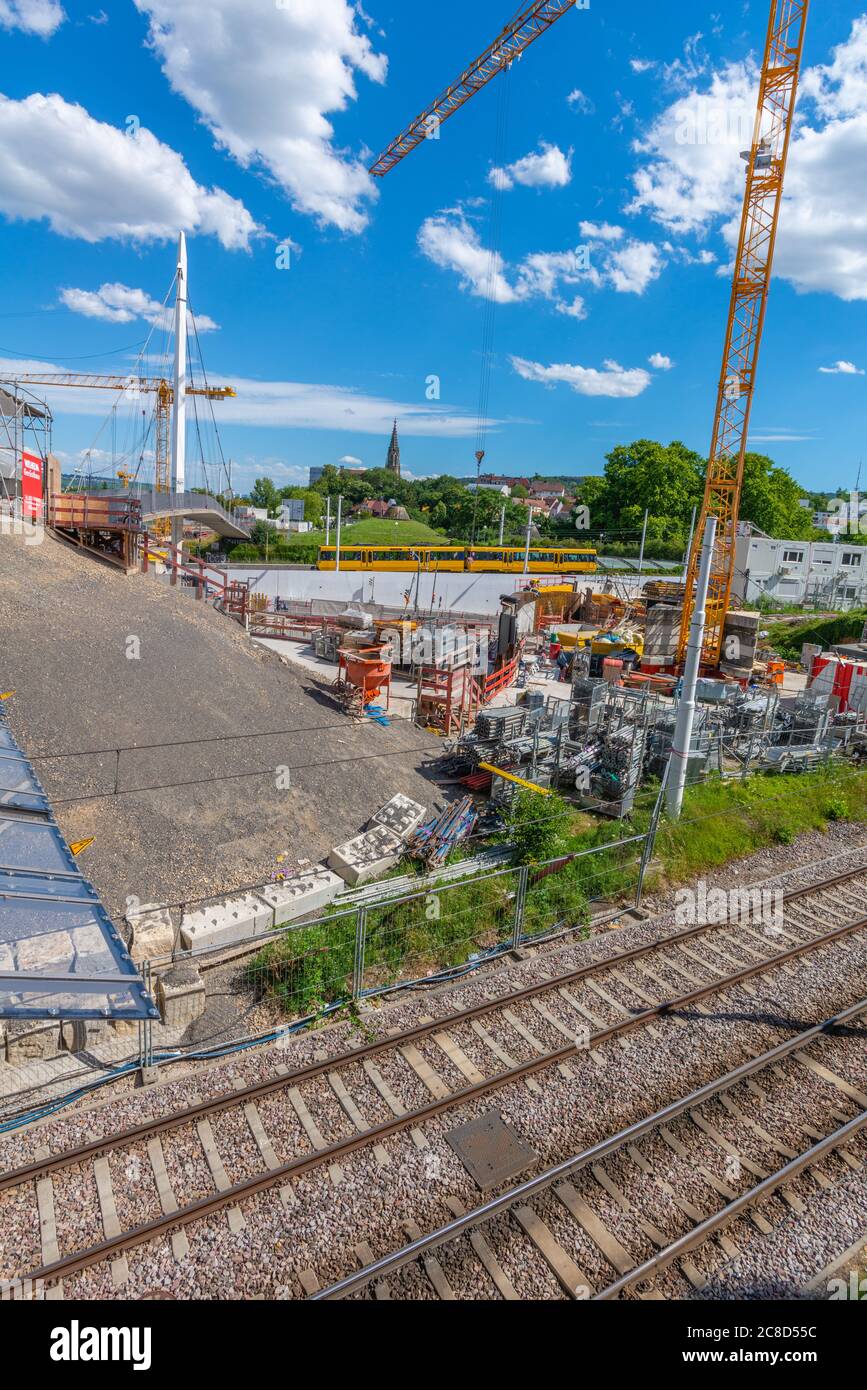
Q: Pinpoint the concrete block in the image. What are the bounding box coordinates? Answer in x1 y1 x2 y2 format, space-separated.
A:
371 793 426 840
328 826 404 887
71 924 113 974
127 904 176 964
5 1020 61 1063
108 1018 139 1038
257 869 344 927
180 893 272 953
157 962 206 1029
16 930 74 975
60 1019 112 1052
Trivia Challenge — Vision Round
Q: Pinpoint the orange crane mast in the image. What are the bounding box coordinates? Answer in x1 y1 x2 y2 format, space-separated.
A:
6 373 235 498
369 0 579 176
676 0 810 668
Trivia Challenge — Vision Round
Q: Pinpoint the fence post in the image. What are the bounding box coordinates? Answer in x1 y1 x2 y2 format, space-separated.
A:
636 780 666 909
138 958 154 1071
352 907 367 1001
511 865 529 949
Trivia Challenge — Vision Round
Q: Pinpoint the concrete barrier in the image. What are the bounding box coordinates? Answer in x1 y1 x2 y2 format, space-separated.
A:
180 893 272 952
257 869 345 927
371 793 426 840
328 826 405 886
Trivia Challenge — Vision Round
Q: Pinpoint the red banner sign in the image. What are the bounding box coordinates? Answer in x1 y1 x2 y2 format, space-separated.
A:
20 450 43 521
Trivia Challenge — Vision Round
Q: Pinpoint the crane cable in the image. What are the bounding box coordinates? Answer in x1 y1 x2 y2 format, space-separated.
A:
471 57 513 545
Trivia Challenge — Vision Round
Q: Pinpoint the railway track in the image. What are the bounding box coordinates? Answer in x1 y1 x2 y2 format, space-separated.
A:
312 998 867 1300
3 861 867 1299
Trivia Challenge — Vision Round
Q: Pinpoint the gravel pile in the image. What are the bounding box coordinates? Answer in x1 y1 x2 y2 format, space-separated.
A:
0 528 443 916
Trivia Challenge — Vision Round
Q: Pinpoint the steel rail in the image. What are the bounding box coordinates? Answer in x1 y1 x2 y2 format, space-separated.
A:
3 861 864 1192
312 996 867 1300
594 1109 867 1300
20 921 867 1289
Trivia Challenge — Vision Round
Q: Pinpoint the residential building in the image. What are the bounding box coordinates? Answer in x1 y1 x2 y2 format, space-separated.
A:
529 480 567 499
355 498 391 518
466 481 511 496
278 498 305 525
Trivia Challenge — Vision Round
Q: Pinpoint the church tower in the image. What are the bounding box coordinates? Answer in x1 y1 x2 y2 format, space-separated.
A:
385 419 401 478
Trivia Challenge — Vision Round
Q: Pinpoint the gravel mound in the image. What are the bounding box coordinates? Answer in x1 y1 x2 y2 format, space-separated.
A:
0 530 443 915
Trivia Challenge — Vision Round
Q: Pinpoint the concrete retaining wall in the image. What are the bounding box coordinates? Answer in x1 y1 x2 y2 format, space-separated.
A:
225 566 548 617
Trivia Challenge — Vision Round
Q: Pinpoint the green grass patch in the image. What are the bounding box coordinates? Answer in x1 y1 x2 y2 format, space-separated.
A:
653 764 867 884
247 763 867 1019
764 610 867 661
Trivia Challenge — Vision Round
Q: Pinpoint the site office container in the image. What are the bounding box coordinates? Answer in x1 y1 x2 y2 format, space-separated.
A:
810 654 867 713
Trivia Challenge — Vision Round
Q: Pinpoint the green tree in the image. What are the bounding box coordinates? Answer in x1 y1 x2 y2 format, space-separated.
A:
507 789 568 865
249 518 278 545
600 439 704 533
250 477 282 517
739 453 815 539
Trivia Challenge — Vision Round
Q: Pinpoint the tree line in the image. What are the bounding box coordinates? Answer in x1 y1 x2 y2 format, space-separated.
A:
214 440 838 561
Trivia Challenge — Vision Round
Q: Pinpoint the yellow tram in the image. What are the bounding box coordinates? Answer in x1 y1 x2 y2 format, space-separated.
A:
317 545 597 574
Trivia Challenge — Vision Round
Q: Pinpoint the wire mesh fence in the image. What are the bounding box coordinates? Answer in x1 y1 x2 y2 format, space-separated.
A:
239 905 361 1022
359 866 520 994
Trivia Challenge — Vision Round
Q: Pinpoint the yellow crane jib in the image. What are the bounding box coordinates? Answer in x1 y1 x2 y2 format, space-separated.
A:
8 373 236 504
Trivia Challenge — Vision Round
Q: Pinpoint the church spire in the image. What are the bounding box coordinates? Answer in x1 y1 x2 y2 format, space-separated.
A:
386 418 401 478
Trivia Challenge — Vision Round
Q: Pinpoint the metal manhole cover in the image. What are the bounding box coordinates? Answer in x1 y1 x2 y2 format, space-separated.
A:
445 1109 538 1190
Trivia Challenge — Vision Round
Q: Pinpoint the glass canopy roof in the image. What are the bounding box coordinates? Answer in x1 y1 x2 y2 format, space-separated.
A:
0 717 158 1021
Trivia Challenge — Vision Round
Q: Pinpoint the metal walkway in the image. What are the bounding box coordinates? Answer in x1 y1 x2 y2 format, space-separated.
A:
135 490 250 540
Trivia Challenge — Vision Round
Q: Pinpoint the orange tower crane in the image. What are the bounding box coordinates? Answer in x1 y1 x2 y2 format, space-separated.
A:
676 0 810 668
7 373 235 529
369 1 579 176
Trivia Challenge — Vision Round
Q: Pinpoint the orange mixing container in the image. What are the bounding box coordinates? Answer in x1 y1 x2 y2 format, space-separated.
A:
343 652 391 702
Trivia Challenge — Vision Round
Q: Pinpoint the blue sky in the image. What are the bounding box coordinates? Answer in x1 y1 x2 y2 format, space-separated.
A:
0 0 865 495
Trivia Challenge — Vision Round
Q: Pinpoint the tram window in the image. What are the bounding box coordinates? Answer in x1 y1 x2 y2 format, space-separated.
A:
320 549 336 563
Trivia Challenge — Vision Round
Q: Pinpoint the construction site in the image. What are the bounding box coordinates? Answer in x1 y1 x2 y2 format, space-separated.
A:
1 0 866 1335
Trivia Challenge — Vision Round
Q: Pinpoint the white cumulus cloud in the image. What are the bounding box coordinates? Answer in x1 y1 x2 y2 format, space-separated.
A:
0 93 258 248
60 283 219 332
510 356 652 399
0 0 64 36
649 352 674 370
606 239 663 294
419 211 662 310
418 213 518 304
418 212 592 314
567 88 594 114
489 142 572 191
818 360 864 375
579 220 624 241
627 18 867 302
133 0 386 234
